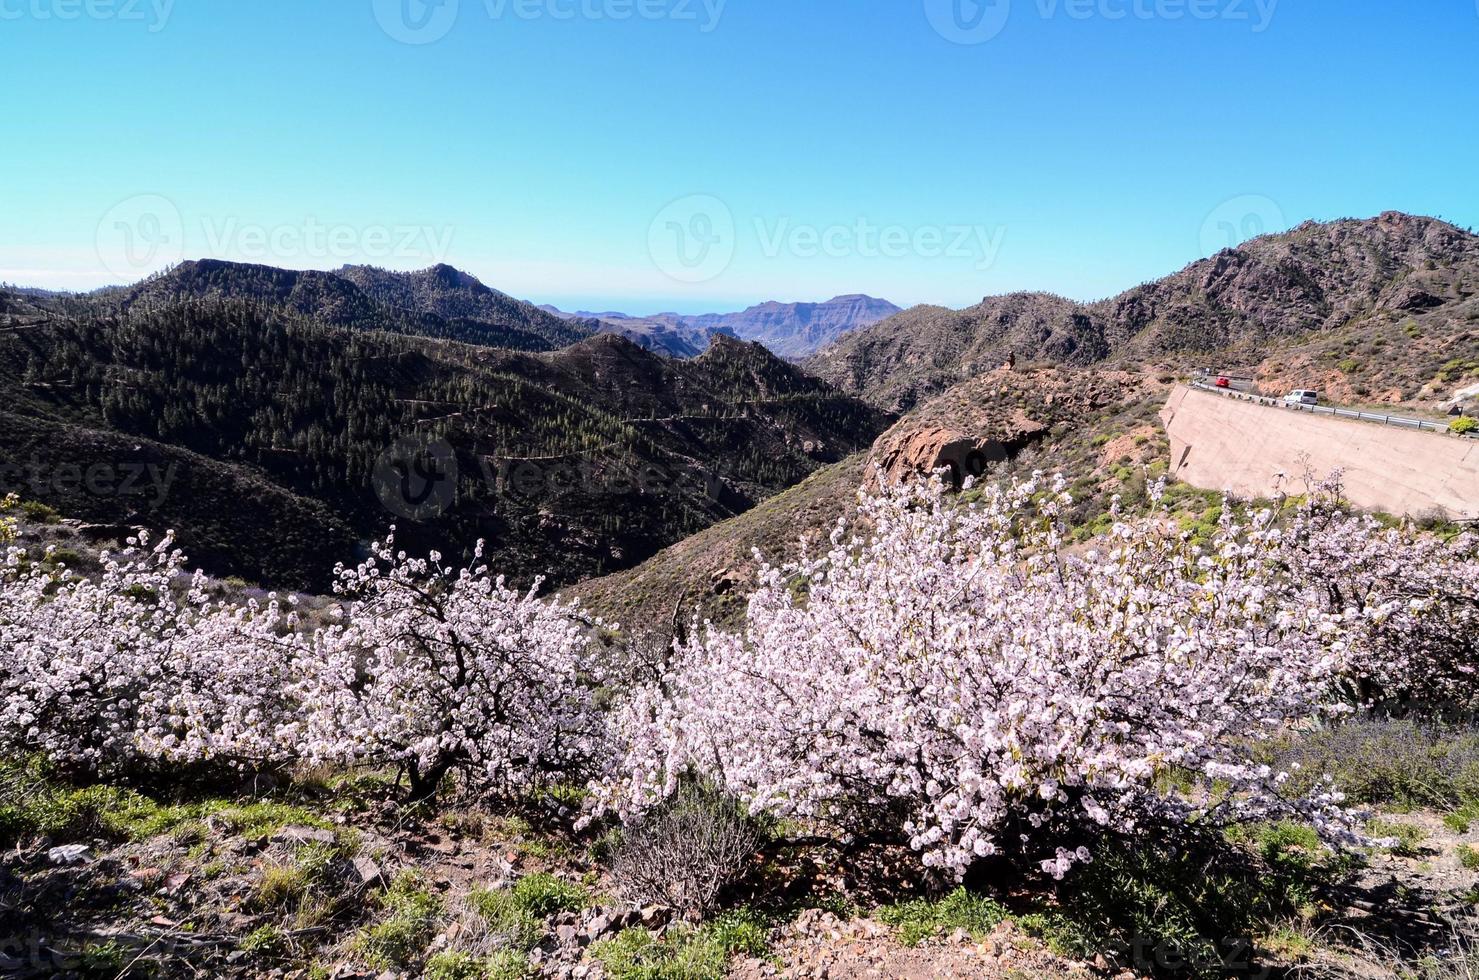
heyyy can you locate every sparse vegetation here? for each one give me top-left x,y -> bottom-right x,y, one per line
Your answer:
354,872 -> 444,971
877,888 -> 1008,946
590,910 -> 769,980
608,780 -> 767,918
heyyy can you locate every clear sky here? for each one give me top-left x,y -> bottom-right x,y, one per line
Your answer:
3,0 -> 1477,313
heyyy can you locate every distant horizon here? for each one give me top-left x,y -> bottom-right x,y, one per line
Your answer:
10,205 -> 1477,319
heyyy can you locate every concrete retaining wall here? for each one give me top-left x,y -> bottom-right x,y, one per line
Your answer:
1160,385 -> 1479,520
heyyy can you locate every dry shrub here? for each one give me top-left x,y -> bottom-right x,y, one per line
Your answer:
608,781 -> 766,919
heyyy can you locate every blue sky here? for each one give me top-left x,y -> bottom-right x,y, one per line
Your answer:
3,0 -> 1477,313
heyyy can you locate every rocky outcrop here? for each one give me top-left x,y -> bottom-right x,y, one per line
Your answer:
863,367 -> 1140,488
865,420 -> 1043,490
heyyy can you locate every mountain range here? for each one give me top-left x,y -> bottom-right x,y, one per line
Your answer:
579,212 -> 1479,628
3,212 -> 1475,610
0,262 -> 890,590
808,212 -> 1479,412
542,294 -> 901,359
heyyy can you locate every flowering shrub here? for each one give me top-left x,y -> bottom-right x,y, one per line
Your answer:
1283,488 -> 1478,709
592,474 -> 1407,879
297,537 -> 608,799
0,531 -> 605,797
1,473 -> 1471,845
0,532 -> 295,773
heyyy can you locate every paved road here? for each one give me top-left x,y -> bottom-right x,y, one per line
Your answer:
1188,382 -> 1475,438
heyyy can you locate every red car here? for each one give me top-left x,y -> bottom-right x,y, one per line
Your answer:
1215,376 -> 1231,388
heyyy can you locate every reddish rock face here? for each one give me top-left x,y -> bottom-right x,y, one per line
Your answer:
863,367 -> 1142,489
865,424 -> 1039,490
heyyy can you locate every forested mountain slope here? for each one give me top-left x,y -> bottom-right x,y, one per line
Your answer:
0,289 -> 889,590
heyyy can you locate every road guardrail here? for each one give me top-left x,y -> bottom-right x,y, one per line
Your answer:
1188,382 -> 1477,439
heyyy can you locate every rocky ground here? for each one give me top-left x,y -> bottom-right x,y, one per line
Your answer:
3,764 -> 1478,980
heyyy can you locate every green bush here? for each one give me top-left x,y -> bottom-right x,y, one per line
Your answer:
1037,827 -> 1348,977
591,911 -> 768,980
1262,717 -> 1479,811
1451,417 -> 1477,435
1367,819 -> 1429,857
0,757 -> 334,849
425,950 -> 530,980
467,890 -> 543,952
877,888 -> 1008,947
19,500 -> 61,524
1443,803 -> 1479,834
510,872 -> 588,917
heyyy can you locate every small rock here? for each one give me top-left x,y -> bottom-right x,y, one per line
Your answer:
47,844 -> 93,866
583,912 -> 615,941
271,826 -> 336,845
352,856 -> 385,887
556,924 -> 579,946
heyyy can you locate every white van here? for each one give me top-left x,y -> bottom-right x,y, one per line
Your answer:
1283,389 -> 1319,406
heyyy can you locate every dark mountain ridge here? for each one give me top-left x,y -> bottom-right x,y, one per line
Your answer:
0,282 -> 889,590
100,259 -> 592,352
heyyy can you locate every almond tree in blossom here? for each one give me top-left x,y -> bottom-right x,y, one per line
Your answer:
591,474 -> 1475,878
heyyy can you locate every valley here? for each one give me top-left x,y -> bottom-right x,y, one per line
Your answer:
3,212 -> 1479,980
